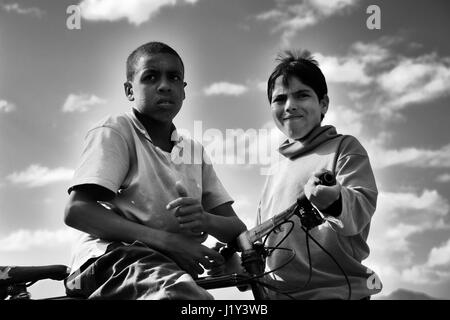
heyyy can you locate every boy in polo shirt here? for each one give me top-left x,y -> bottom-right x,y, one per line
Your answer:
63,42 -> 247,299
257,50 -> 382,299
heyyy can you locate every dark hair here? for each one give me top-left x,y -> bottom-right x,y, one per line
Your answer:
267,50 -> 327,103
126,41 -> 184,81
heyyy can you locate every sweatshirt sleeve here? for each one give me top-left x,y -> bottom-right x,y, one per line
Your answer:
334,136 -> 378,236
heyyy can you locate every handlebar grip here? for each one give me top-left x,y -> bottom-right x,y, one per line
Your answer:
319,171 -> 336,186
296,171 -> 336,231
0,265 -> 70,286
297,171 -> 335,204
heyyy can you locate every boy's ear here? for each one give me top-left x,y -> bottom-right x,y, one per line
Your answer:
182,81 -> 187,100
320,94 -> 329,116
124,81 -> 134,101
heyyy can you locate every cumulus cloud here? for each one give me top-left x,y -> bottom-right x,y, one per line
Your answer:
314,41 -> 393,87
256,0 -> 359,44
79,0 -> 198,25
255,9 -> 284,21
314,53 -> 373,85
350,41 -> 392,64
309,0 -> 358,15
367,142 -> 450,169
366,189 -> 449,282
0,3 -> 45,18
313,41 -> 392,87
401,239 -> 450,284
0,99 -> 16,113
377,190 -> 449,235
6,164 -> 74,187
376,54 -> 450,112
62,93 -> 105,113
379,190 -> 449,215
203,82 -> 248,96
313,42 -> 450,115
436,173 -> 450,183
0,229 -> 78,252
428,239 -> 450,267
323,104 -> 364,137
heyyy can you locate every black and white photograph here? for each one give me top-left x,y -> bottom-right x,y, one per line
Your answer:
1,0 -> 449,307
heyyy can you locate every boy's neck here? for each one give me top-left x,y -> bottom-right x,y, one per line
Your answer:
293,123 -> 322,143
133,109 -> 175,152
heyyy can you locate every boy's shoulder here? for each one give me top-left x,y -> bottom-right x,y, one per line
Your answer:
336,134 -> 368,157
87,113 -> 134,137
90,113 -> 131,130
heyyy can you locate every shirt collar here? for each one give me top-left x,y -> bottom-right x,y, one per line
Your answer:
126,109 -> 183,146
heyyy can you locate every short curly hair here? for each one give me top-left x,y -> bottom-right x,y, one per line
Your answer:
126,41 -> 184,82
267,50 -> 328,103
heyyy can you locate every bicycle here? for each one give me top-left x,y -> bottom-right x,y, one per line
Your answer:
1,171 -> 350,300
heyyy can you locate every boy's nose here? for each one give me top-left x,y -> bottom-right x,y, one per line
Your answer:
284,98 -> 297,113
157,78 -> 171,92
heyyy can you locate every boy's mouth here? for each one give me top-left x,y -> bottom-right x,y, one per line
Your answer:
283,115 -> 304,121
156,98 -> 175,105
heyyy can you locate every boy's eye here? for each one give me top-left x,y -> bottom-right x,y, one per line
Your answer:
143,74 -> 157,81
293,92 -> 309,99
272,96 -> 286,104
171,74 -> 182,82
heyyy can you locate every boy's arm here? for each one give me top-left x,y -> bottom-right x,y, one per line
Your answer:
64,185 -> 224,276
207,202 -> 247,243
306,137 -> 378,236
331,151 -> 378,236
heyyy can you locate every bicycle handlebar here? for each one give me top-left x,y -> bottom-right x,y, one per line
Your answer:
236,171 -> 336,251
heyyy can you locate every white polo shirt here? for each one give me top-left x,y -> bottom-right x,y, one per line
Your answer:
67,110 -> 233,271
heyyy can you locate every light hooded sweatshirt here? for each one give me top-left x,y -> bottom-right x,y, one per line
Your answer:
257,125 -> 382,299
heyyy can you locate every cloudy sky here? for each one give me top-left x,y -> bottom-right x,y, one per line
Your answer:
1,0 -> 449,300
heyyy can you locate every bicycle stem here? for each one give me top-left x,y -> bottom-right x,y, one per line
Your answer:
234,198 -> 304,300
237,198 -> 300,251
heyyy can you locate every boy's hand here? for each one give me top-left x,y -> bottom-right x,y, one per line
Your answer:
304,169 -> 341,211
166,181 -> 211,234
207,242 -> 244,276
165,233 -> 225,278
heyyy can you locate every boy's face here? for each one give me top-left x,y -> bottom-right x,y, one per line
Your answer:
124,53 -> 186,123
270,76 -> 328,140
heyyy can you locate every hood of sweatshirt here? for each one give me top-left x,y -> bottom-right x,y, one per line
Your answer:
278,125 -> 341,159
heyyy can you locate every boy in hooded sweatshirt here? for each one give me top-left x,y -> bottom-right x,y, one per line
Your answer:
257,50 -> 382,300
